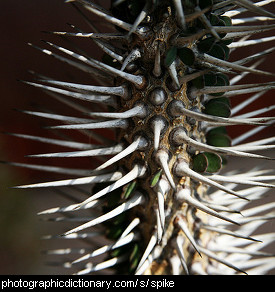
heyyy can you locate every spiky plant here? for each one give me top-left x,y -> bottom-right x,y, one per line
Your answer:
6,0 -> 275,275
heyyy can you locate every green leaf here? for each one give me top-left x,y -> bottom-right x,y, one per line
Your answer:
192,152 -> 222,173
220,16 -> 232,26
217,73 -> 229,86
204,72 -> 217,86
165,46 -> 178,67
210,13 -> 220,25
215,96 -> 231,106
130,243 -> 139,262
150,169 -> 162,188
178,47 -> 195,66
197,37 -> 215,53
206,133 -> 232,147
203,99 -> 231,117
192,75 -> 204,89
123,181 -> 137,199
204,152 -> 222,173
209,73 -> 230,96
219,43 -> 230,60
207,126 -> 227,135
192,153 -> 208,173
130,244 -> 140,271
208,44 -> 226,60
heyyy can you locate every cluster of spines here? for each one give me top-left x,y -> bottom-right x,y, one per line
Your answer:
3,0 -> 275,274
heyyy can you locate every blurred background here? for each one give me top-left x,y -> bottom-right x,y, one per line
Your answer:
0,0 -> 274,274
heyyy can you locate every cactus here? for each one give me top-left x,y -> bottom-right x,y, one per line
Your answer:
6,0 -> 275,274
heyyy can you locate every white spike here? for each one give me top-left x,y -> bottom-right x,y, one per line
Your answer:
44,41 -> 146,88
229,36 -> 275,48
206,174 -> 275,189
73,165 -> 147,209
28,42 -> 109,86
224,0 -> 274,18
155,150 -> 176,190
175,159 -> 249,201
153,42 -> 162,77
72,232 -> 138,264
19,109 -> 93,123
50,31 -> 126,40
88,104 -> 146,119
199,246 -> 247,274
28,144 -> 124,158
228,59 -> 265,86
118,218 -> 140,240
156,192 -> 165,234
195,82 -> 275,96
173,0 -> 186,29
245,261 -> 275,275
196,51 -> 275,77
6,132 -> 94,150
168,60 -> 180,89
63,192 -> 145,236
42,231 -> 102,240
233,213 -> 275,226
234,0 -> 275,18
41,79 -> 128,98
93,39 -> 124,63
232,16 -> 274,24
202,225 -> 261,242
208,244 -> 274,257
155,207 -> 163,244
185,6 -> 211,23
214,24 -> 275,34
44,248 -> 89,255
127,2 -> 150,37
38,199 -> 100,215
135,245 -> 163,275
196,7 -> 220,40
136,230 -> 158,271
173,128 -> 273,160
176,215 -> 202,257
50,118 -> 129,130
22,80 -> 116,105
190,262 -> 207,275
175,235 -> 190,274
242,202 -> 275,217
14,171 -> 123,189
155,176 -> 170,238
170,254 -> 182,275
152,118 -> 166,151
77,0 -> 147,37
169,101 -> 271,126
233,48 -> 275,67
95,136 -> 148,171
76,255 -> 128,275
121,48 -> 141,71
226,144 -> 275,152
176,189 -> 240,225
202,200 -> 241,214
